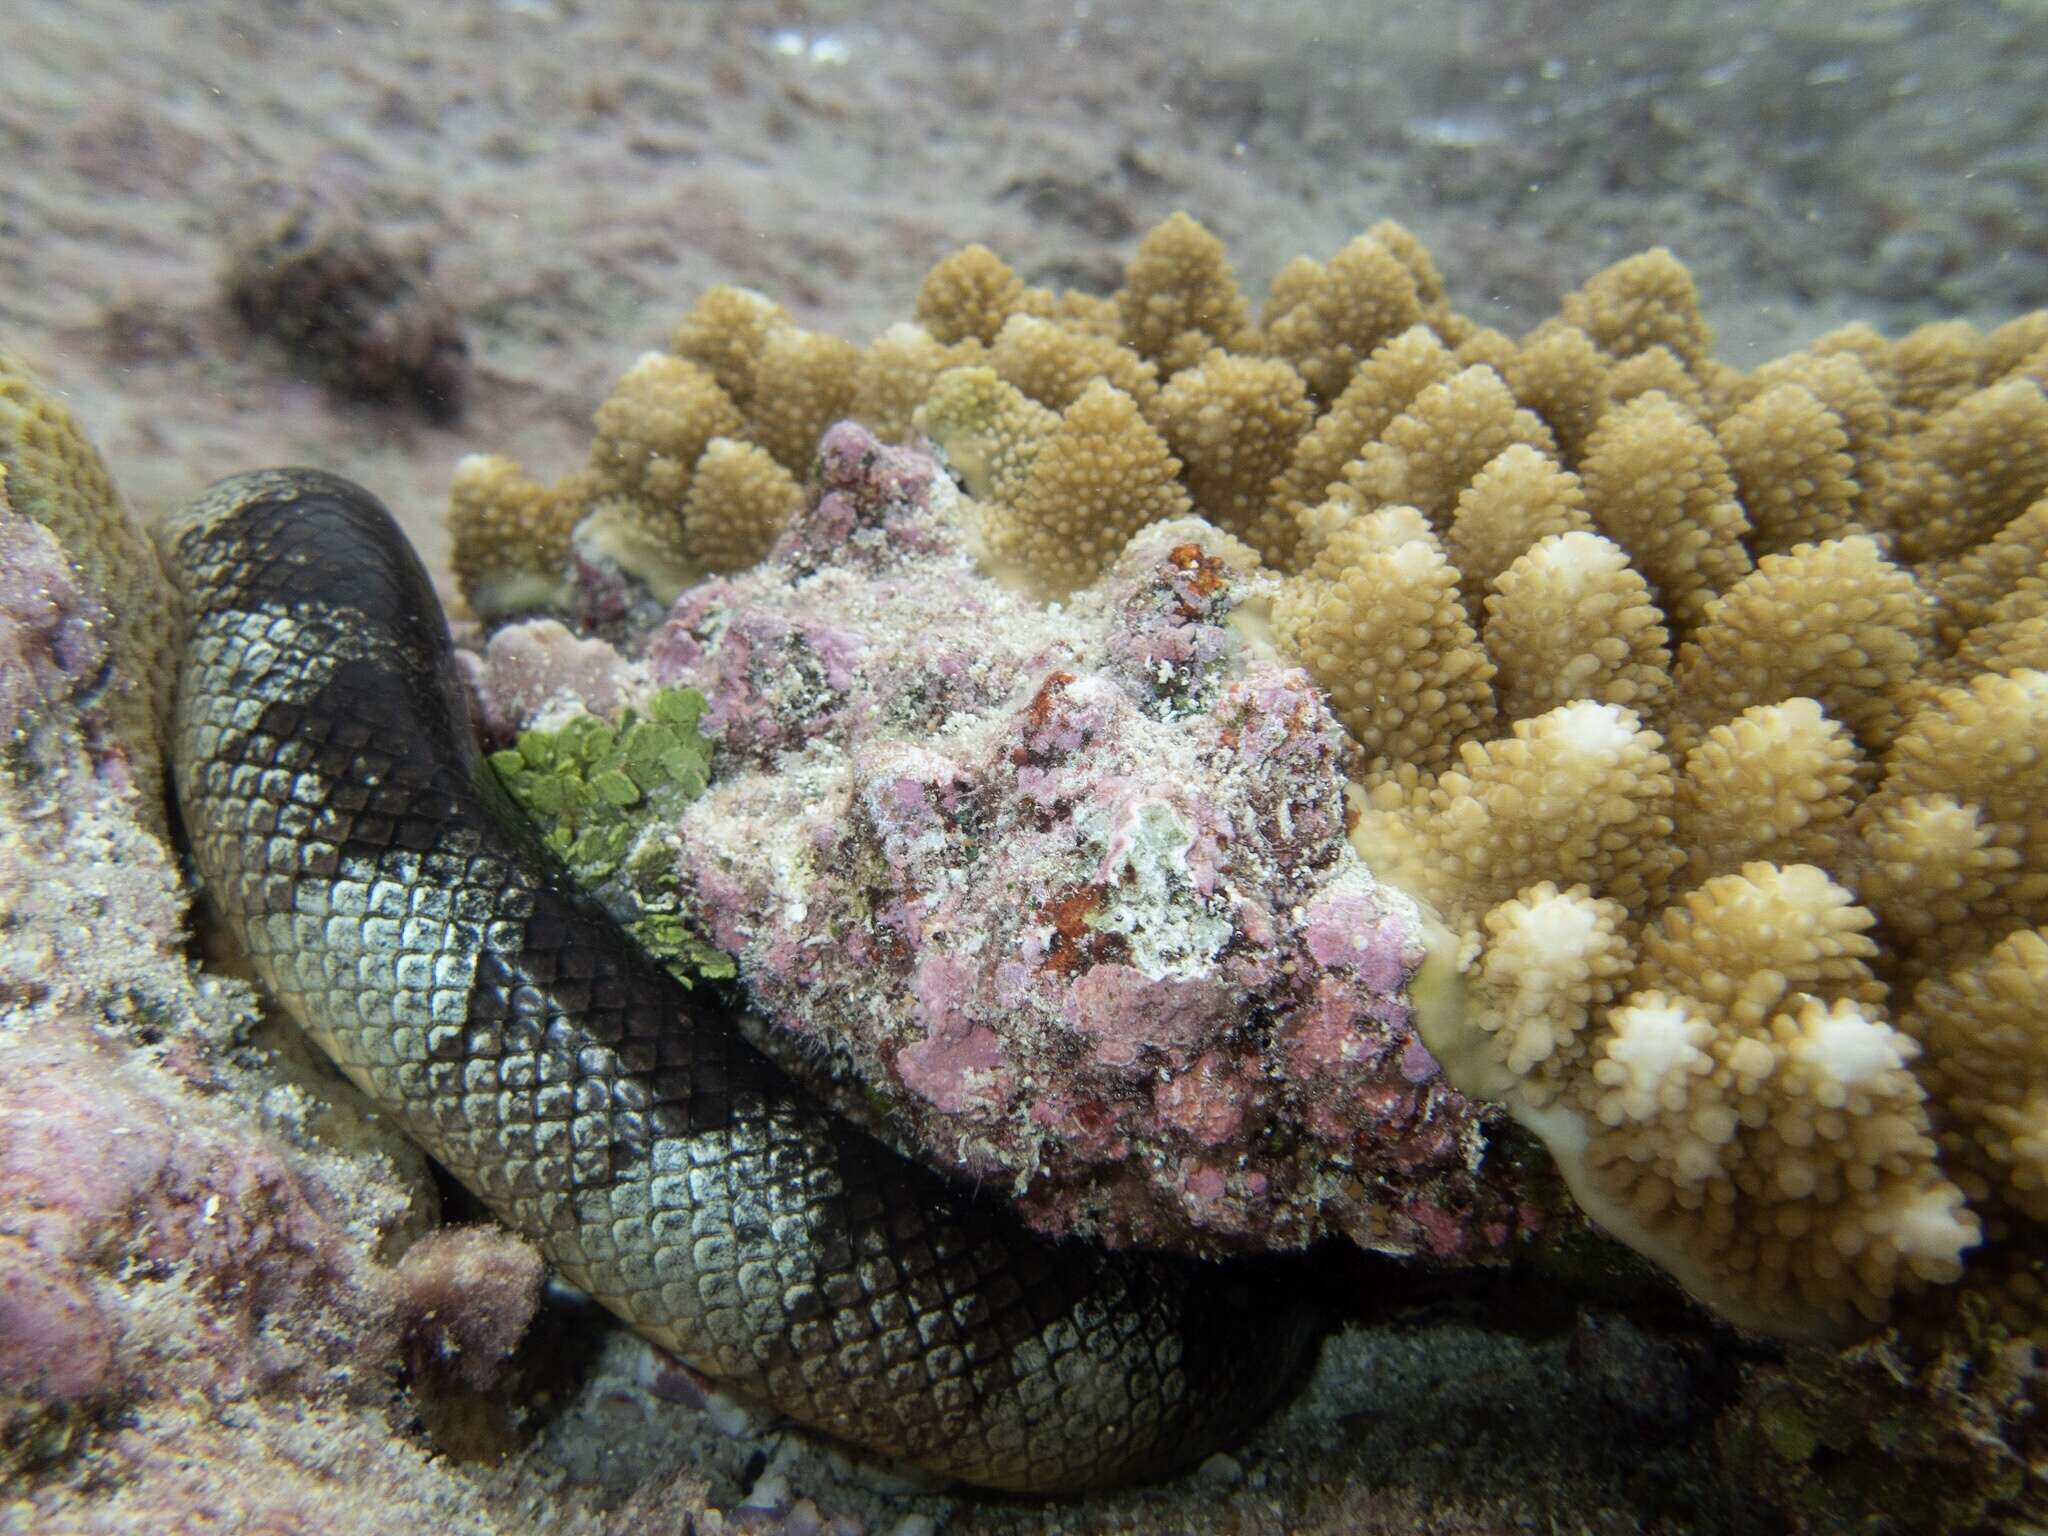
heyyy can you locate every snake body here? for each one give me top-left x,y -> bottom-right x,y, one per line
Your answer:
161,468 -> 1319,1494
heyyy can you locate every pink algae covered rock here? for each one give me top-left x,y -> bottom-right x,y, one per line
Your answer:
391,1226 -> 545,1393
0,700 -> 423,1433
0,510 -> 113,752
606,423 -> 1533,1259
10,409 -> 886,1532
0,1023 -> 378,1409
0,606 -> 563,1530
457,618 -> 639,741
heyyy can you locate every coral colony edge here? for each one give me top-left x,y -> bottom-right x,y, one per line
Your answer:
2,211 -> 2046,1523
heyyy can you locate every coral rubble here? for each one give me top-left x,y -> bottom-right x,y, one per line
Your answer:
1716,1315 -> 2046,1536
223,196 -> 471,423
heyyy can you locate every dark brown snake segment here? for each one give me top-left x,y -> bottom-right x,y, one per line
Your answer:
160,468 -> 1319,1494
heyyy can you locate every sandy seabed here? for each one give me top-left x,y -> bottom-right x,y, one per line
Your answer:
5,0 -> 2043,563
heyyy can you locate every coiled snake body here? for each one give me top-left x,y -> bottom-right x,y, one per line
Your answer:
161,469 -> 1318,1494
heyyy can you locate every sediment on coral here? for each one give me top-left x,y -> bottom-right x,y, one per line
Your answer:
449,213 -> 2047,1348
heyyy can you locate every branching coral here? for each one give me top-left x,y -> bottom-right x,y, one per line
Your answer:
448,454 -> 587,616
1576,389 -> 1753,630
1338,365 -> 1558,534
448,322 -> 846,617
1670,698 -> 1863,884
444,213 -> 2048,1348
1274,508 -> 1496,774
681,438 -> 804,575
1116,212 -> 1260,375
910,364 -> 1060,504
1148,349 -> 1314,565
991,313 -> 1161,414
1906,930 -> 2048,1228
914,242 -> 1037,347
985,379 -> 1189,598
1272,324 -> 1457,541
1482,530 -> 1671,721
1263,225 -> 1433,402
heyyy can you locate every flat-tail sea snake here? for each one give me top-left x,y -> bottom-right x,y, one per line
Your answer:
161,467 -> 1320,1494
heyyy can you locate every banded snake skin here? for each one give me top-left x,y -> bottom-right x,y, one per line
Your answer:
160,468 -> 1321,1494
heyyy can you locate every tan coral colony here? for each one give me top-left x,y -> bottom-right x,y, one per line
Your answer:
449,213 -> 2048,1342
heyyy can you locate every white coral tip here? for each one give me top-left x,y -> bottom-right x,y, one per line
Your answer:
1872,1183 -> 1979,1270
1599,998 -> 1710,1121
1545,698 -> 1641,755
1788,1003 -> 1907,1090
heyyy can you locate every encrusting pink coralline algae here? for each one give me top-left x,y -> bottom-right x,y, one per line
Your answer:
1,487 -> 866,1533
470,424 -> 1538,1260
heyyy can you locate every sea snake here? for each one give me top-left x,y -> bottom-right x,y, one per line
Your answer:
159,467 -> 1321,1494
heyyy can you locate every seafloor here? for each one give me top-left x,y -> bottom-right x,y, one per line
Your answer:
3,2 -> 2046,1533
6,0 -> 2044,566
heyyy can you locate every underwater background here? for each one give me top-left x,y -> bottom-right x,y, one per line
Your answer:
4,2 -> 2048,1532
7,1 -> 2043,572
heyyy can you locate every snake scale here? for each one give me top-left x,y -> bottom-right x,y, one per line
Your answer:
159,468 -> 1320,1494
